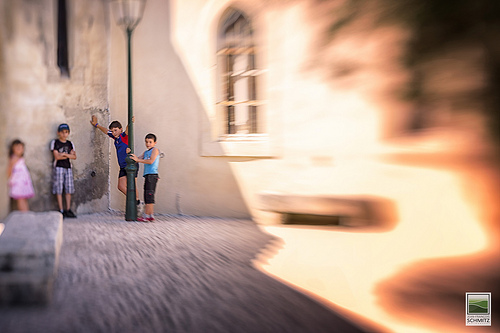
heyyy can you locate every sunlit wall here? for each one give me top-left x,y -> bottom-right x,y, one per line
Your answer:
163,1 -> 497,331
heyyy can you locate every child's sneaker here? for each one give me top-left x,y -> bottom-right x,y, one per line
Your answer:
65,210 -> 77,218
137,201 -> 145,216
147,216 -> 155,222
136,216 -> 149,222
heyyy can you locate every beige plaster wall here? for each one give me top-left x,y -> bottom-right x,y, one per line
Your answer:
108,0 -> 249,217
0,29 -> 7,218
105,0 -> 490,225
0,0 -> 110,218
166,0 -> 395,221
163,0 -> 490,223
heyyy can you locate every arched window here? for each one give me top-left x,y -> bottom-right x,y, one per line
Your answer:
217,8 -> 262,136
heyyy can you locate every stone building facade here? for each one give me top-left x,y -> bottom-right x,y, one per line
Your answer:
0,0 -> 493,227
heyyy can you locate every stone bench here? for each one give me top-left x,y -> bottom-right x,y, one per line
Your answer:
0,211 -> 63,305
258,192 -> 397,228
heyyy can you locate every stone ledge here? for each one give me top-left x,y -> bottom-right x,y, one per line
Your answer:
0,211 -> 63,305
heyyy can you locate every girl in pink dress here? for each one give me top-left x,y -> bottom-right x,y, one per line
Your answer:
7,140 -> 35,211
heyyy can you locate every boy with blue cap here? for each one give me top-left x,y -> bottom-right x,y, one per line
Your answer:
51,123 -> 77,218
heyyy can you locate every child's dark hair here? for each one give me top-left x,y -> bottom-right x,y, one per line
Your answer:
145,133 -> 157,142
109,121 -> 122,130
9,139 -> 24,157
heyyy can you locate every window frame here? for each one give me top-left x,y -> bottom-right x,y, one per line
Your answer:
201,6 -> 273,157
216,9 -> 265,139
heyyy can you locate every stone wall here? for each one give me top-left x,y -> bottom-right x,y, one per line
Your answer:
0,0 -> 110,218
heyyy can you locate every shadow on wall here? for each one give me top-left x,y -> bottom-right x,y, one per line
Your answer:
25,108 -> 110,214
24,146 -> 55,213
71,108 -> 110,213
129,0 -> 250,218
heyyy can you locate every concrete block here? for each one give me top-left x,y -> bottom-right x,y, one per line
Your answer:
0,211 -> 63,305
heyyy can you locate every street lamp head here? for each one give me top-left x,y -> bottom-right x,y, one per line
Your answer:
111,0 -> 146,31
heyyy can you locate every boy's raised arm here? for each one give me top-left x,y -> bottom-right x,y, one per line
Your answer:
90,115 -> 108,134
125,116 -> 135,136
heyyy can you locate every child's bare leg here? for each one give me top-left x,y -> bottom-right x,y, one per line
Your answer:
119,176 -> 139,201
17,199 -> 29,211
118,176 -> 127,195
65,193 -> 72,210
56,194 -> 64,211
135,178 -> 139,201
145,204 -> 154,215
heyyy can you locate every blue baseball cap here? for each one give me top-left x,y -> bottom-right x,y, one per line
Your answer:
58,123 -> 70,132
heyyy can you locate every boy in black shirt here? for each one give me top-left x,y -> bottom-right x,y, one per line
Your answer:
51,123 -> 77,218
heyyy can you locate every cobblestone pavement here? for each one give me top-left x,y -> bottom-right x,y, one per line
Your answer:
0,212 -> 366,333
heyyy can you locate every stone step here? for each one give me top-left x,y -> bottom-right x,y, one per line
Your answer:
0,211 -> 63,305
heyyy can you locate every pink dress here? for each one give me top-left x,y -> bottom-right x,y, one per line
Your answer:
8,157 -> 35,199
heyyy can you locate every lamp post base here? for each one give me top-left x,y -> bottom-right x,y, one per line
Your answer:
125,159 -> 138,221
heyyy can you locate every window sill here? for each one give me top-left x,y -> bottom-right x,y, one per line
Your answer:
201,134 -> 274,157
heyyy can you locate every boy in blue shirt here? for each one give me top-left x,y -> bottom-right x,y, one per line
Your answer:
90,115 -> 140,206
130,133 -> 160,222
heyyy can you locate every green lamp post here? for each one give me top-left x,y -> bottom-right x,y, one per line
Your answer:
111,0 -> 146,221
